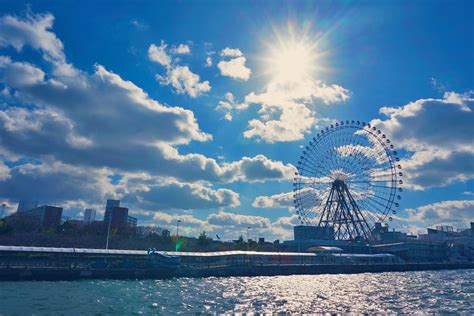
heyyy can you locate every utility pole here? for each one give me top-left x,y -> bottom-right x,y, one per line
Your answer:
105,211 -> 112,250
175,220 -> 181,252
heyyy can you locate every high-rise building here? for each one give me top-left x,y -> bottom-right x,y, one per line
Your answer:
108,206 -> 129,228
103,200 -> 138,229
83,209 -> 96,223
10,205 -> 63,228
103,199 -> 120,223
17,200 -> 38,213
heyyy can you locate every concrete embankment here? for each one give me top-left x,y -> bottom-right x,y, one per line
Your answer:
178,262 -> 474,278
1,262 -> 474,281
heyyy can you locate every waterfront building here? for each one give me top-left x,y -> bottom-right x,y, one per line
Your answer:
372,223 -> 414,243
16,200 -> 38,213
294,225 -> 335,241
419,225 -> 474,242
435,225 -> 454,233
283,238 -> 353,251
103,199 -> 120,223
84,209 -> 96,223
109,206 -> 129,228
372,242 -> 448,262
33,206 -> 63,227
417,224 -> 474,261
9,205 -> 63,228
103,200 -> 137,230
0,245 -> 406,281
126,215 -> 137,228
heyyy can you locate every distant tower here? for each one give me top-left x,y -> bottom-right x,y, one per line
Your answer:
84,208 -> 96,223
103,199 -> 120,222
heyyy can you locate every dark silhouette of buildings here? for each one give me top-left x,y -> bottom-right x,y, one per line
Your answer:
294,225 -> 335,241
16,200 -> 38,213
83,208 -> 96,223
7,205 -> 63,228
104,199 -> 120,223
103,199 -> 137,229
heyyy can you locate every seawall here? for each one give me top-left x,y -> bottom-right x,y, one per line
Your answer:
1,262 -> 474,281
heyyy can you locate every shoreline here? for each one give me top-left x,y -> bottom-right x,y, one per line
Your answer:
2,262 -> 474,281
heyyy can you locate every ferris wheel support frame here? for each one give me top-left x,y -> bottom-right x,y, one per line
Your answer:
318,179 -> 373,241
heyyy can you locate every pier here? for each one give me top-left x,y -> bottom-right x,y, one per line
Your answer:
1,246 -> 473,281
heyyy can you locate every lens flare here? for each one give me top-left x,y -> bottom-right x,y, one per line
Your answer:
261,23 -> 328,84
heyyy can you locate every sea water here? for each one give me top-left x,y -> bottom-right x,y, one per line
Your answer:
0,270 -> 472,314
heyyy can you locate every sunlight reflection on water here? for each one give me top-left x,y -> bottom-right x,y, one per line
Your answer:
1,270 -> 473,314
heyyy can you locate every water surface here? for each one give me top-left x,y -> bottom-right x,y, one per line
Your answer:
1,270 -> 473,314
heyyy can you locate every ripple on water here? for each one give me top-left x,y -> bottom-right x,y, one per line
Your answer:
0,270 -> 473,314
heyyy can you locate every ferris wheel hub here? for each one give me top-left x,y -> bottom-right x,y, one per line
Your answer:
332,179 -> 345,189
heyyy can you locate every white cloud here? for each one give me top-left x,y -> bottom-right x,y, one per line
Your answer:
221,154 -> 296,183
0,12 -> 294,186
0,12 -> 65,63
241,76 -> 349,143
208,211 -> 271,228
219,213 -> 298,240
151,211 -> 212,237
171,43 -> 190,55
119,176 -> 240,211
243,101 -> 315,143
252,191 -> 294,209
0,56 -> 45,86
405,200 -> 474,228
430,77 -> 448,93
223,113 -> 232,121
130,19 -> 148,30
205,56 -> 212,67
157,65 -> 211,98
273,214 -> 300,230
215,92 -> 248,120
148,41 -> 171,67
0,107 -> 293,183
0,161 -> 10,181
149,40 -> 211,97
372,91 -> 474,190
0,11 -> 303,227
0,160 -> 112,205
146,210 -> 299,241
217,56 -> 251,80
220,47 -> 243,57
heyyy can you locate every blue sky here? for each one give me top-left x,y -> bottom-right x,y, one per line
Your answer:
0,1 -> 472,240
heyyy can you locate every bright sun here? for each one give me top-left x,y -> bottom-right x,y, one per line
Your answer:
263,25 -> 324,84
270,40 -> 315,83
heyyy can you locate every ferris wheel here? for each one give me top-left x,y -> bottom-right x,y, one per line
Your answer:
293,120 -> 403,241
